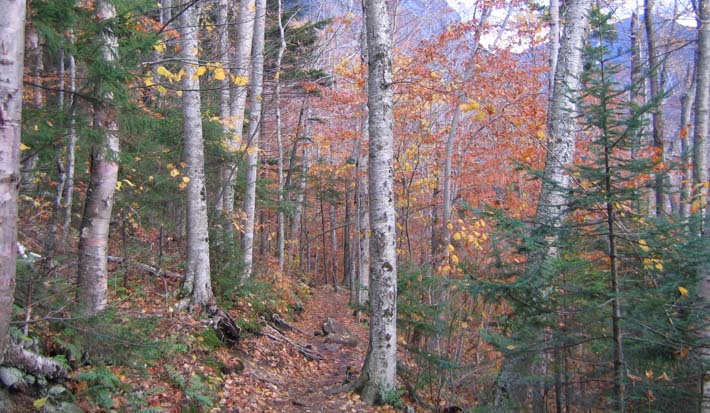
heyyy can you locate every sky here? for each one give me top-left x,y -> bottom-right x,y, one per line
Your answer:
446,0 -> 696,26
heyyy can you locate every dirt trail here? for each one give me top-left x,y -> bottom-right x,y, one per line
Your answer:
225,287 -> 391,413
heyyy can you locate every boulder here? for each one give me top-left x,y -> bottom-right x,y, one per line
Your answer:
0,367 -> 25,389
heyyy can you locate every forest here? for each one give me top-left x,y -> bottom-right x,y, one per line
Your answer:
0,0 -> 708,411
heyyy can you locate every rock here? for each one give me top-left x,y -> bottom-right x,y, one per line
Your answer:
48,385 -> 66,397
0,367 -> 25,389
42,401 -> 85,413
324,334 -> 358,347
0,387 -> 15,410
321,318 -> 348,336
24,374 -> 36,386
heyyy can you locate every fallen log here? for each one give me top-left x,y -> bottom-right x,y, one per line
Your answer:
107,256 -> 183,279
3,343 -> 67,380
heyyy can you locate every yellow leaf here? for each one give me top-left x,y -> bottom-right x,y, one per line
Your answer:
679,347 -> 690,358
156,85 -> 167,95
655,261 -> 663,271
232,75 -> 249,86
181,176 -> 190,183
645,370 -> 654,379
34,397 -> 48,408
536,130 -> 546,140
123,179 -> 135,187
156,65 -> 173,79
213,67 -> 226,81
115,181 -> 123,191
176,90 -> 183,97
638,239 -> 650,252
192,66 -> 207,80
678,286 -> 689,297
143,77 -> 155,87
460,100 -> 480,113
19,142 -> 31,151
153,42 -> 166,53
246,146 -> 259,155
170,169 -> 180,177
175,68 -> 186,81
447,244 -> 455,252
453,232 -> 461,241
451,254 -> 459,265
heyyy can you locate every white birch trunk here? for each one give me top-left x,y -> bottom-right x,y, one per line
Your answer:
61,43 -> 76,244
0,0 -> 26,362
215,0 -> 229,215
241,0 -> 266,278
275,0 -> 286,273
222,0 -> 256,218
358,0 -> 397,403
693,1 -> 710,411
496,0 -> 590,408
179,0 -> 213,306
76,0 -> 120,316
357,7 -> 370,307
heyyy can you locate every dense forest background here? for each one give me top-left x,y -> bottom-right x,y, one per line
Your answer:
0,0 -> 708,412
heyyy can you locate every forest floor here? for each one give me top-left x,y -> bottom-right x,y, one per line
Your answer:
55,277 -> 415,413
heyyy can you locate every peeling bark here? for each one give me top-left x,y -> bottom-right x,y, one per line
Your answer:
76,0 -> 120,316
0,0 -> 26,363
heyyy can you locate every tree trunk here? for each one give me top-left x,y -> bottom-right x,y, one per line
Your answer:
275,0 -> 286,274
0,0 -> 26,363
679,70 -> 695,221
241,0 -> 266,278
215,0 -> 230,216
693,1 -> 710,411
356,2 -> 370,307
357,0 -> 397,404
644,0 -> 668,215
61,41 -> 76,244
179,0 -> 213,306
496,0 -> 591,409
222,0 -> 256,220
76,0 -> 120,316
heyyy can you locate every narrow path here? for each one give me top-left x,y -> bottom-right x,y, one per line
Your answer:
225,287 -> 394,413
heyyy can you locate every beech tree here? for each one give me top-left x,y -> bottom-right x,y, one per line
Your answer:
355,0 -> 397,404
179,0 -> 213,306
0,0 -> 26,361
76,0 -> 121,316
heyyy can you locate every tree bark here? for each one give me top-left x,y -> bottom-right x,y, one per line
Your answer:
496,0 -> 591,409
693,1 -> 710,411
179,0 -> 213,306
61,40 -> 76,244
644,0 -> 668,215
275,0 -> 286,273
0,0 -> 26,363
76,0 -> 120,316
241,0 -> 266,278
357,0 -> 397,404
215,0 -> 230,216
356,1 -> 370,307
222,0 -> 256,220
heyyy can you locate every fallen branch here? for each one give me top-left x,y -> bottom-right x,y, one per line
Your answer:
4,343 -> 67,379
107,256 -> 183,279
271,313 -> 307,336
260,324 -> 323,361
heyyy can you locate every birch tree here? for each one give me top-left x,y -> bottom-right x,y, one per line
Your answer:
179,0 -> 213,306
495,0 -> 591,408
221,0 -> 255,222
356,2 -> 370,306
241,0 -> 266,278
693,0 -> 710,410
356,0 -> 397,403
76,0 -> 121,316
0,0 -> 26,361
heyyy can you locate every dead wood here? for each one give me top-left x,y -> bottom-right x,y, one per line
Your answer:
206,303 -> 241,346
271,313 -> 307,336
260,324 -> 323,361
107,256 -> 183,279
3,343 -> 67,380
